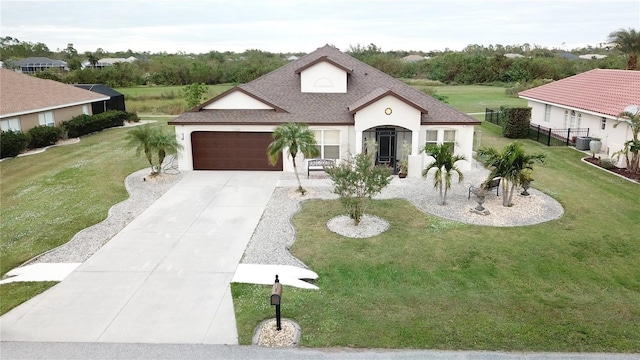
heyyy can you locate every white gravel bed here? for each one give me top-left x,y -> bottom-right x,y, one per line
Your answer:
26,165 -> 563,271
326,214 -> 389,238
28,169 -> 183,264
241,168 -> 564,268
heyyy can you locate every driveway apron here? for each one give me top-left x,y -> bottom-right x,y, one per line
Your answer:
0,171 -> 281,344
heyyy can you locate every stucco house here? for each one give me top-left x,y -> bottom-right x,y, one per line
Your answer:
169,45 -> 480,177
0,69 -> 109,133
519,69 -> 640,163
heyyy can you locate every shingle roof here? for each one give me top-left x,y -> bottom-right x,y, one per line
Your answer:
170,45 -> 479,126
519,69 -> 640,117
0,69 -> 109,117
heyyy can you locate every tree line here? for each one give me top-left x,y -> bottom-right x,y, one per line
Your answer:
1,28 -> 636,88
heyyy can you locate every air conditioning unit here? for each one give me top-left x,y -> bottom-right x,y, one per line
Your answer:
576,137 -> 592,151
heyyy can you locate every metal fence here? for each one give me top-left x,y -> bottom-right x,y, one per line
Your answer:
485,108 -> 501,126
528,124 -> 590,146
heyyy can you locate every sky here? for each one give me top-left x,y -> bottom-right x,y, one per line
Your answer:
1,0 -> 639,54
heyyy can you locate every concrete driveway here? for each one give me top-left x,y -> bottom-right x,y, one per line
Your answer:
0,171 -> 281,344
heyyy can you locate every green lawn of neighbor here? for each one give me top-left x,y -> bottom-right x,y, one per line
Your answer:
116,85 -> 234,114
231,122 -> 640,352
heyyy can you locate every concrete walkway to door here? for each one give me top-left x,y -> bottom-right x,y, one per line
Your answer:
0,171 -> 281,344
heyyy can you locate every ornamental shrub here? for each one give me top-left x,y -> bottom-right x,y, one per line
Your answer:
0,130 -> 29,158
62,110 -> 129,138
27,126 -> 62,149
501,107 -> 532,139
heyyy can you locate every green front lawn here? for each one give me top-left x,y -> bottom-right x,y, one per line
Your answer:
232,122 -> 640,351
0,121 -> 171,279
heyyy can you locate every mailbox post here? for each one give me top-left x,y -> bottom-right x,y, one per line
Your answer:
270,275 -> 283,331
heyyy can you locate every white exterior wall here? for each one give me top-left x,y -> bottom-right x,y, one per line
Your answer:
203,91 -> 273,110
527,99 -> 632,164
173,124 -> 351,173
300,62 -> 347,93
353,95 -> 422,156
419,125 -> 475,172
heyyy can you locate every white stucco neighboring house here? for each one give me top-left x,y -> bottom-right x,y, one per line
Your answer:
519,69 -> 640,166
169,45 -> 480,177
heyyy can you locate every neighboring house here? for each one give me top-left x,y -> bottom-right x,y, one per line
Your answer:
18,57 -> 68,73
519,69 -> 640,164
504,53 -> 525,59
0,69 -> 109,133
557,52 -> 579,60
169,45 -> 480,176
81,57 -> 137,69
73,84 -> 126,113
401,54 -> 427,62
578,54 -> 607,60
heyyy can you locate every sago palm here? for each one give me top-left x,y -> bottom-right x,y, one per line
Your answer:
421,143 -> 465,205
267,123 -> 319,195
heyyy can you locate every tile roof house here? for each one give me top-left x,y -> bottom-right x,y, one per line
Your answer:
0,69 -> 109,133
169,45 -> 480,176
519,69 -> 640,164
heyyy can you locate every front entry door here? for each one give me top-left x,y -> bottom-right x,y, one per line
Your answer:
376,129 -> 396,172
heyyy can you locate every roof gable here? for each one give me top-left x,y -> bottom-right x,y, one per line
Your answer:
170,45 -> 478,126
197,87 -> 286,112
348,88 -> 429,114
0,69 -> 109,118
519,69 -> 640,117
294,55 -> 353,74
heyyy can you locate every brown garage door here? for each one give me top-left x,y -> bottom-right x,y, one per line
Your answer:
191,132 -> 282,171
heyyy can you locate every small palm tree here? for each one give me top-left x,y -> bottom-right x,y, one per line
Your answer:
478,142 -> 545,207
613,105 -> 640,173
267,123 -> 319,195
421,143 -> 465,205
608,28 -> 640,70
125,125 -> 155,173
150,131 -> 183,174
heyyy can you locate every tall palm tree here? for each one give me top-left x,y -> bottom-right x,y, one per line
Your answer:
267,123 -> 319,195
613,104 -> 640,173
421,143 -> 465,205
125,125 -> 156,173
608,28 -> 640,70
150,131 -> 183,174
478,142 -> 545,207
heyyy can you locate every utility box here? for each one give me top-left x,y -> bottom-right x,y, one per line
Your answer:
576,137 -> 592,151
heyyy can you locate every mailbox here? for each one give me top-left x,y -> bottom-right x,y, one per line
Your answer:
270,275 -> 283,331
271,282 -> 282,305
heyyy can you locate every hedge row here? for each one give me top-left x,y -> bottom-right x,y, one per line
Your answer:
1,111 -> 138,159
62,110 -> 134,138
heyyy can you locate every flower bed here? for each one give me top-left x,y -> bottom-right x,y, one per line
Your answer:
583,157 -> 640,182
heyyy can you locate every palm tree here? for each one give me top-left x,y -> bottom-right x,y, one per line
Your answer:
421,143 -> 465,205
267,123 -> 319,195
477,142 -> 546,207
608,28 -> 640,70
613,104 -> 640,173
125,125 -> 156,173
150,131 -> 183,174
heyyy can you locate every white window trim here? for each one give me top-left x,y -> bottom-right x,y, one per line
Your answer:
1,118 -> 21,132
313,130 -> 340,159
38,111 -> 55,127
544,104 -> 551,123
425,129 -> 456,153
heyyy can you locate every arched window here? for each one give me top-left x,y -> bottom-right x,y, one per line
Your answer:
570,110 -> 576,128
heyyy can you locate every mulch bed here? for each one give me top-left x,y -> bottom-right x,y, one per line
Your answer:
583,157 -> 640,182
